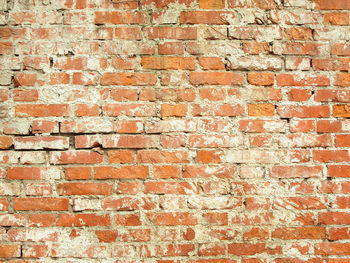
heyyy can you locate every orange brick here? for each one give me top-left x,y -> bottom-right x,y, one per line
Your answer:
248,72 -> 274,86
199,0 -> 224,8
0,136 -> 13,149
161,104 -> 187,117
248,104 -> 275,116
333,104 -> 350,117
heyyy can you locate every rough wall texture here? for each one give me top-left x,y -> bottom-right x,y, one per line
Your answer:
1,0 -> 350,261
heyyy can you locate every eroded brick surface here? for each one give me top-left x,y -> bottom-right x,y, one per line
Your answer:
1,0 -> 350,261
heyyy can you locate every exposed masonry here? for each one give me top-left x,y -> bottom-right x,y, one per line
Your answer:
0,0 -> 350,261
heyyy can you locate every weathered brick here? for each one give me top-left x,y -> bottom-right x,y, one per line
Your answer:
180,11 -> 236,25
14,136 -> 69,150
100,73 -> 157,86
1,1 -> 349,261
141,56 -> 195,70
49,151 -> 103,164
94,166 -> 149,179
15,104 -> 69,117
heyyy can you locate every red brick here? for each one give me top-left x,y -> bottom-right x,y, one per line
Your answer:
13,198 -> 69,211
203,212 -> 228,225
15,104 -> 69,117
0,136 -> 13,149
228,0 -> 277,8
158,42 -> 184,55
115,213 -> 141,226
243,41 -> 270,54
271,166 -> 322,178
75,104 -> 99,116
57,183 -> 112,195
141,0 -> 194,8
199,243 -> 225,256
198,57 -> 225,70
108,150 -> 134,163
7,167 -> 60,180
332,43 -> 350,56
248,104 -> 275,116
115,120 -> 144,133
288,89 -> 311,101
145,181 -> 197,195
25,182 -> 53,196
73,72 -> 99,86
117,181 -> 142,194
183,165 -> 235,178
334,197 -> 350,209
100,73 -> 157,86
95,230 -> 118,242
147,212 -> 198,226
277,74 -> 330,86
57,214 -> 111,226
147,27 -> 197,40
142,56 -> 195,70
94,11 -> 147,24
285,27 -> 313,40
313,0 -> 350,10
312,58 -> 350,71
243,227 -> 269,240
325,13 -> 350,25
336,135 -> 350,147
0,42 -> 12,54
199,0 -> 224,8
102,197 -> 143,210
65,167 -> 92,180
94,166 -> 149,179
31,120 -> 58,134
14,73 -> 44,86
335,73 -> 350,87
317,120 -> 342,133
13,89 -> 39,101
315,243 -> 350,255
22,244 -> 49,258
115,27 -> 142,40
278,105 -> 330,118
49,151 -> 103,164
315,90 -> 350,102
276,43 -> 325,56
137,150 -> 189,163
180,11 -> 236,24
53,57 -> 86,70
314,150 -> 350,163
14,136 -> 69,150
0,245 -> 21,258
189,260 -> 236,263
229,243 -> 273,256
49,73 -> 70,85
4,1 -> 350,261
248,72 -> 274,86
328,165 -> 350,178
161,104 -> 187,117
190,72 -> 244,85
272,227 -> 326,239
0,89 -> 8,102
111,57 -> 138,70
333,104 -> 350,117
199,88 -> 225,101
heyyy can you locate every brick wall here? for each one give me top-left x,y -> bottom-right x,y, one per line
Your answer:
1,0 -> 350,261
